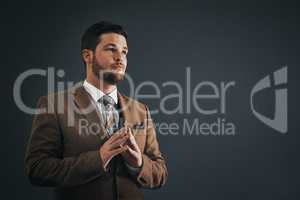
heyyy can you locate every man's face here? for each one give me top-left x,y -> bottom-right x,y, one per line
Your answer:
92,33 -> 128,85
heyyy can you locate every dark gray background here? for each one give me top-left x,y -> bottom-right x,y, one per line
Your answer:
2,0 -> 300,199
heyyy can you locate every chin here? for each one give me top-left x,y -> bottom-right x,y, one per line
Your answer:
113,68 -> 125,74
103,72 -> 124,85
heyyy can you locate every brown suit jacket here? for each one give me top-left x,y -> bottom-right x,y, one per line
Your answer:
25,82 -> 168,200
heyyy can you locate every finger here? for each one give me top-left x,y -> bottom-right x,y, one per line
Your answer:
127,146 -> 137,156
124,145 -> 137,156
127,128 -> 139,151
110,145 -> 128,157
108,128 -> 127,144
128,128 -> 137,141
110,135 -> 129,149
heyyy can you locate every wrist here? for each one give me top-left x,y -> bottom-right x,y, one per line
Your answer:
99,150 -> 109,171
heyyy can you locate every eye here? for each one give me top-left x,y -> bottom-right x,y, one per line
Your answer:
106,47 -> 116,52
122,50 -> 128,55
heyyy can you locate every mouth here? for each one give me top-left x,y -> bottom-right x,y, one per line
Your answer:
111,64 -> 124,71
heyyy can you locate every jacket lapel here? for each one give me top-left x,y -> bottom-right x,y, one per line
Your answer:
118,92 -> 138,129
118,92 -> 147,141
72,82 -> 108,140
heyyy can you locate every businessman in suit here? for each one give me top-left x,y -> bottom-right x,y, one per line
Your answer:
25,21 -> 168,200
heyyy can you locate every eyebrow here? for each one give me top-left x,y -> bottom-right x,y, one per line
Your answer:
104,43 -> 128,50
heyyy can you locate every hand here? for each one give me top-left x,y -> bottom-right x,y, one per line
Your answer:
121,127 -> 143,168
99,127 -> 129,170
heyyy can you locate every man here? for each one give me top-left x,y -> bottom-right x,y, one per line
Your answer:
25,21 -> 168,200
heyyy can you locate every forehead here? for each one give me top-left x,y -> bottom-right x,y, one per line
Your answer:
98,33 -> 128,48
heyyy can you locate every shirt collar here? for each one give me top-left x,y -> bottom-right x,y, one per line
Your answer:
83,80 -> 118,104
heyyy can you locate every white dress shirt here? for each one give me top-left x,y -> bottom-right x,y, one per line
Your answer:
83,80 -> 118,106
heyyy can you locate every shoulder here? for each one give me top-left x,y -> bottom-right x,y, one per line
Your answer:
36,82 -> 83,108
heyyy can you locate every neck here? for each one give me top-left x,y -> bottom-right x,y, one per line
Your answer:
86,72 -> 116,94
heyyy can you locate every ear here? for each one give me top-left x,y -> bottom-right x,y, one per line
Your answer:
81,49 -> 93,65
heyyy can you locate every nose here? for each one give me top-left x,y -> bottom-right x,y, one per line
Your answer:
113,51 -> 122,62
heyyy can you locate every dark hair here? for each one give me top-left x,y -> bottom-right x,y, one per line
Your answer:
81,21 -> 128,52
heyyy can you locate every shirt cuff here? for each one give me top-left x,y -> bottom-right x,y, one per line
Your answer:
125,161 -> 143,176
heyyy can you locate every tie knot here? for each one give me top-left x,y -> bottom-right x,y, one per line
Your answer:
100,95 -> 115,106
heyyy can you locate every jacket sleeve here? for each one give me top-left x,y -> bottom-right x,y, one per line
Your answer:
135,105 -> 168,189
24,96 -> 106,188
